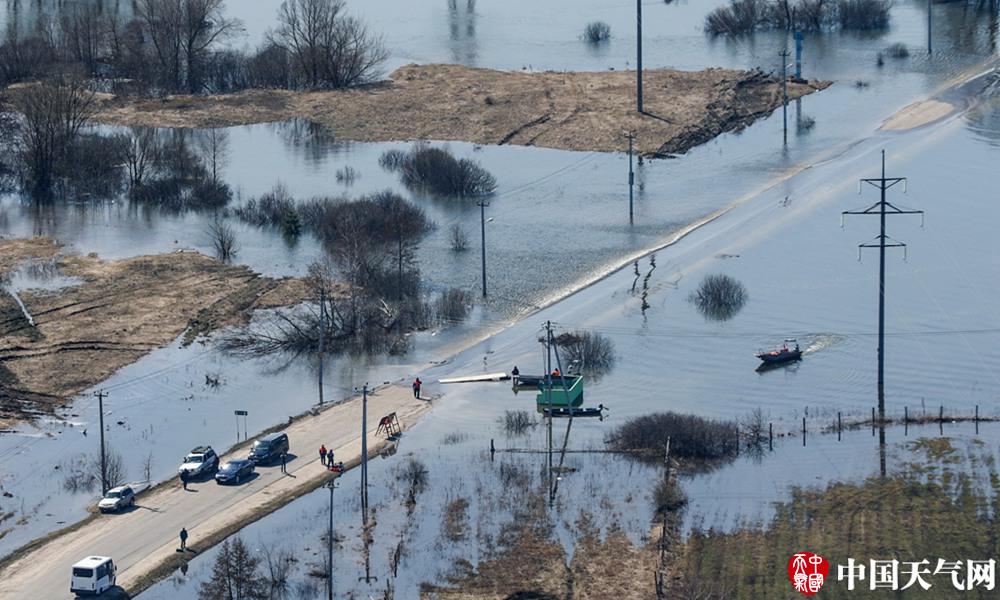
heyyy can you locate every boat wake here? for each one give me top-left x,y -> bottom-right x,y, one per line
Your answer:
803,333 -> 847,355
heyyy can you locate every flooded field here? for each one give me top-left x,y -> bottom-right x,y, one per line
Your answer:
125,75 -> 1000,596
1,0 -> 999,595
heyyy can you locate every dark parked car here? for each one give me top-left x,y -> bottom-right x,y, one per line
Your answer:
248,432 -> 289,465
214,459 -> 255,484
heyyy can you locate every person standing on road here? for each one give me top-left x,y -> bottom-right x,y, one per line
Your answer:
511,366 -> 520,386
280,451 -> 287,474
180,469 -> 188,491
179,527 -> 188,552
412,378 -> 422,399
319,444 -> 327,466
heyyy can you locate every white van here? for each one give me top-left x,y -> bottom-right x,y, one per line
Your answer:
70,555 -> 116,596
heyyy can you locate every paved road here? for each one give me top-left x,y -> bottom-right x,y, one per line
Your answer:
0,384 -> 428,599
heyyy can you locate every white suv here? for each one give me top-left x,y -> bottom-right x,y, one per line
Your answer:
178,446 -> 220,478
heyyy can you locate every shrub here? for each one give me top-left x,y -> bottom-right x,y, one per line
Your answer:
499,410 -> 537,436
583,21 -> 611,43
607,412 -> 739,463
449,224 -> 469,252
553,330 -> 616,376
705,0 -> 766,35
378,148 -> 408,171
836,0 -> 891,30
688,273 -> 747,322
435,288 -> 472,323
885,42 -> 909,59
653,477 -> 688,516
396,145 -> 497,197
335,165 -> 358,184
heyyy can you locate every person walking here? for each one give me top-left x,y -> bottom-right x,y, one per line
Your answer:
180,469 -> 189,491
412,377 -> 422,399
179,527 -> 188,552
319,444 -> 328,467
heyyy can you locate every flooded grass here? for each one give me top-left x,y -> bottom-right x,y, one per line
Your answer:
671,438 -> 1000,598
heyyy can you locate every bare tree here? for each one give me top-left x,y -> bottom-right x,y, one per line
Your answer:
197,127 -> 230,184
199,537 -> 268,600
117,127 -> 160,190
12,77 -> 97,194
58,3 -> 108,75
271,0 -> 387,89
135,0 -> 241,93
93,448 -> 127,490
207,214 -> 239,261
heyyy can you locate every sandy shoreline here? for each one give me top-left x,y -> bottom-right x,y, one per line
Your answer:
93,63 -> 830,157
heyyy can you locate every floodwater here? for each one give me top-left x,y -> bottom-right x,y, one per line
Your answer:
0,0 -> 998,592
137,76 -> 1000,596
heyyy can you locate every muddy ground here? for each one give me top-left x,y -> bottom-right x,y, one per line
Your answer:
94,64 -> 829,158
0,237 -> 311,427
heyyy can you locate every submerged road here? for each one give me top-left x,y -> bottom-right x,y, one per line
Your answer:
0,384 -> 428,598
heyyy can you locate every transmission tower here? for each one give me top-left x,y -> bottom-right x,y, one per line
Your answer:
842,150 -> 924,424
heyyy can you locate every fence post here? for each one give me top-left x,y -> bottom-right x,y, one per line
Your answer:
975,405 -> 979,435
490,438 -> 495,462
802,417 -> 806,447
904,406 -> 908,437
769,422 -> 773,451
872,407 -> 876,436
837,411 -> 842,442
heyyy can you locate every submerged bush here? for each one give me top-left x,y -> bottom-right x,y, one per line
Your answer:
607,412 -> 738,463
554,330 -> 616,377
705,0 -> 891,34
688,273 -> 747,322
583,21 -> 611,43
499,410 -> 537,436
837,0 -> 892,29
392,145 -> 498,197
885,42 -> 910,59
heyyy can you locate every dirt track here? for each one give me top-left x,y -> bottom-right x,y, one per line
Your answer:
0,238 -> 310,427
94,64 -> 830,157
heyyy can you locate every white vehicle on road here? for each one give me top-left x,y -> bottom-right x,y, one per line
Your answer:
97,485 -> 135,513
70,555 -> 116,596
178,445 -> 220,478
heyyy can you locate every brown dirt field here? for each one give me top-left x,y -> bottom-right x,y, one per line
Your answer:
93,64 -> 830,157
0,238 -> 311,427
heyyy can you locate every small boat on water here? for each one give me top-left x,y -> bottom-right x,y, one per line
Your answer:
755,339 -> 802,364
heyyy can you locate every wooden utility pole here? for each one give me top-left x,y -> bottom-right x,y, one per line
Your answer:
94,390 -> 108,495
318,286 -> 325,405
636,0 -> 643,112
477,199 -> 490,297
842,150 -> 923,425
623,131 -> 636,225
780,48 -> 790,144
357,384 -> 370,514
326,479 -> 337,600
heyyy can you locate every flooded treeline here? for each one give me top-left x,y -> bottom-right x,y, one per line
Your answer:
1,0 -> 385,95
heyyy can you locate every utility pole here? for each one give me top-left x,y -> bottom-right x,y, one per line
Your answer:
636,0 -> 643,113
780,48 -> 790,144
357,383 -> 369,515
842,150 -> 923,425
477,199 -> 489,297
326,478 -> 337,600
794,31 -> 803,79
927,0 -> 933,54
94,390 -> 108,496
318,286 -> 325,405
623,130 -> 636,225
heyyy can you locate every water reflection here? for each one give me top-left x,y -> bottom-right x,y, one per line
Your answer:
446,0 -> 478,65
